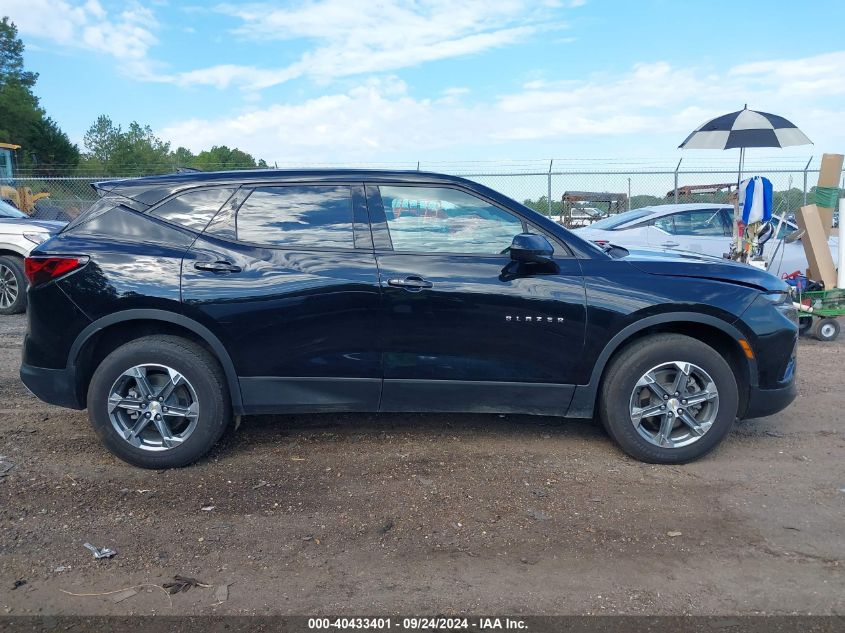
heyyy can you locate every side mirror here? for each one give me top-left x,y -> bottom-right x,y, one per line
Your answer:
510,233 -> 554,264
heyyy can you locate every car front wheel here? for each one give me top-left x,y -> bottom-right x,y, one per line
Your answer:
87,335 -> 232,468
599,333 -> 739,464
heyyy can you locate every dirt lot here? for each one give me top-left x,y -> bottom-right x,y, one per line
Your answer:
1,313 -> 843,616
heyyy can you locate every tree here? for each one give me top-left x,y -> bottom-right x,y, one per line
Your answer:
82,115 -> 119,166
81,116 -> 171,175
191,145 -> 266,171
172,146 -> 194,169
0,17 -> 78,174
0,17 -> 36,88
26,117 -> 79,176
81,117 -> 269,175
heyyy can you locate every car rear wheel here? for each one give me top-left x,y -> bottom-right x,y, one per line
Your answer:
0,256 -> 27,315
87,335 -> 231,468
599,333 -> 739,464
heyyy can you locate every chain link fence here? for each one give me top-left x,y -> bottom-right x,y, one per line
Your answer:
10,162 -> 837,225
464,168 -> 818,227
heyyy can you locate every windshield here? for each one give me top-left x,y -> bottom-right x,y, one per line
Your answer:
0,199 -> 27,219
588,208 -> 653,230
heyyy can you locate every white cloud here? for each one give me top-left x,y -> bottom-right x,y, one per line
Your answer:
2,0 -> 576,91
0,0 -> 159,71
159,52 -> 845,163
729,51 -> 845,97
171,0 -> 567,89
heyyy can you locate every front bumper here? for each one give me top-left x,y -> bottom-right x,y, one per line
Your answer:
743,378 -> 797,419
20,363 -> 84,410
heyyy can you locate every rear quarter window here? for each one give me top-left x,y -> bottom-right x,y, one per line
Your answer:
149,187 -> 236,232
62,197 -> 121,232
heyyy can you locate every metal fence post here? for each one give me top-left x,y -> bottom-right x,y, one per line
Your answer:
802,156 -> 812,205
673,158 -> 682,204
547,159 -> 553,217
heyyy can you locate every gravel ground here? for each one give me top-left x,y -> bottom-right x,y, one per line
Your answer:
0,313 -> 843,616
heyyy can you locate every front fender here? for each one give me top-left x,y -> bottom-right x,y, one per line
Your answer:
566,311 -> 755,418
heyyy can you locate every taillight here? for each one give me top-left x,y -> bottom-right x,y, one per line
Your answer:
24,256 -> 89,287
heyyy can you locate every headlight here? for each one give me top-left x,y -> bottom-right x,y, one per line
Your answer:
23,232 -> 49,245
761,291 -> 789,305
761,291 -> 797,323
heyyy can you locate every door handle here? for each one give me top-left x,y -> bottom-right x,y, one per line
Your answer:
661,241 -> 680,248
194,261 -> 241,273
386,275 -> 433,290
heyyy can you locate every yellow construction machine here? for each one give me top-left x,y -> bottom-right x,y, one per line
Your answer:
0,143 -> 50,212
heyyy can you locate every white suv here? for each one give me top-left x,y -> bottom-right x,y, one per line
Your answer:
0,199 -> 65,314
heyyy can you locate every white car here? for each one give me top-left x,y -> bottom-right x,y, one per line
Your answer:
574,203 -> 839,279
0,199 -> 65,314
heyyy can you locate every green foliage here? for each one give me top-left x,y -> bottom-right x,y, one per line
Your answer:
25,117 -> 79,176
189,145 -> 267,171
81,117 -> 269,176
522,196 -> 563,216
80,116 -> 173,175
0,17 -> 36,88
0,16 -> 78,175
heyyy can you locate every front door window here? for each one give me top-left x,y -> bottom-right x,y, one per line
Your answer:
379,185 -> 525,254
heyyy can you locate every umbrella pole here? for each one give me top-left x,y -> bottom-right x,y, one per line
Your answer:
737,147 -> 745,186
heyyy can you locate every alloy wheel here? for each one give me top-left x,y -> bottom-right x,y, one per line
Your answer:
0,264 -> 19,309
629,361 -> 719,449
107,364 -> 199,451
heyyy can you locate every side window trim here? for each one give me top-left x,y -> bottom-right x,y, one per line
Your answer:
364,183 -> 393,251
204,186 -> 251,241
719,209 -> 733,236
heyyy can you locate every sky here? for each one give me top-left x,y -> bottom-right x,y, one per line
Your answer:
2,0 -> 845,168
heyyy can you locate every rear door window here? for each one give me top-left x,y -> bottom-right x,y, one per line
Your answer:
150,187 -> 236,232
235,185 -> 354,249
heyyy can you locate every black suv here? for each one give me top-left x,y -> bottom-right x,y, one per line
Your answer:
20,170 -> 798,468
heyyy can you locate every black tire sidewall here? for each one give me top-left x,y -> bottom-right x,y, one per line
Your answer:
88,338 -> 230,468
600,335 -> 739,464
0,256 -> 27,315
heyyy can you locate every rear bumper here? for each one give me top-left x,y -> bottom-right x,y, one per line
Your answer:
743,379 -> 797,419
20,363 -> 84,410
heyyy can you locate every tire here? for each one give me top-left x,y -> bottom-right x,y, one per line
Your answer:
0,256 -> 27,315
798,316 -> 813,336
813,318 -> 840,342
598,333 -> 739,464
87,335 -> 232,468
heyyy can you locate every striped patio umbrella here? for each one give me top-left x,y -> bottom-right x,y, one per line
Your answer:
679,105 -> 812,183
